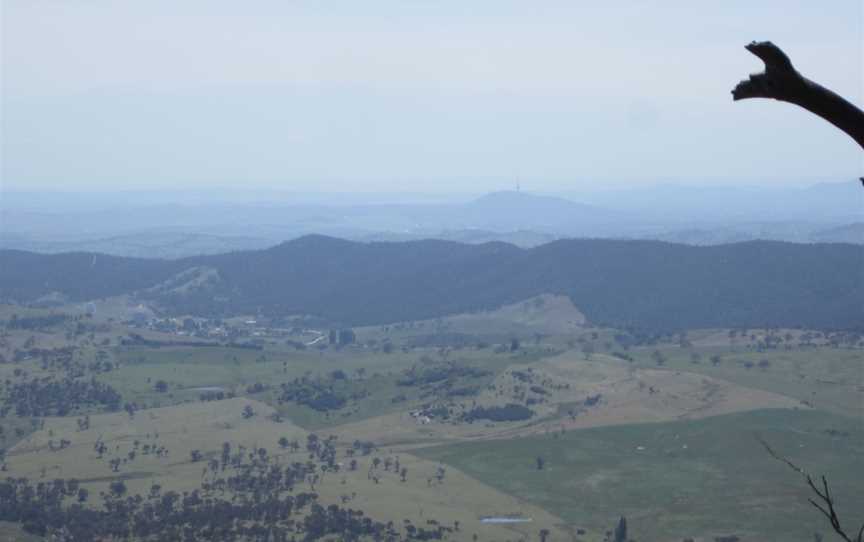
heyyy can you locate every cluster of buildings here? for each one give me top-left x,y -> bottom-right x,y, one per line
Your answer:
127,309 -> 327,346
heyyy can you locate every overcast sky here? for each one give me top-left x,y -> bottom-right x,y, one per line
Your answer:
2,1 -> 862,194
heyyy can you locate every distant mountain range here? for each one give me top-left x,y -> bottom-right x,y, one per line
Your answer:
2,236 -> 861,332
569,180 -> 864,223
0,190 -> 631,241
809,222 -> 864,244
2,185 -> 861,259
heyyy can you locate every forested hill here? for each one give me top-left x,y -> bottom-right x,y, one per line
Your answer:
1,236 -> 861,331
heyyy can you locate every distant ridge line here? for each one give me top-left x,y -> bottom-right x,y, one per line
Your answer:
1,235 -> 861,332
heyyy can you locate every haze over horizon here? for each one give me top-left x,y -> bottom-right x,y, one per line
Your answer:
3,0 -> 862,194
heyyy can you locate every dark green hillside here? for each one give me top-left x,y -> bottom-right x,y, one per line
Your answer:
1,236 -> 861,331
528,239 -> 864,330
0,249 -> 183,302
179,236 -> 529,323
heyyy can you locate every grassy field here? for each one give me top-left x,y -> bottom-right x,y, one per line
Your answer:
106,344 -> 531,429
2,297 -> 862,541
416,408 -> 864,542
627,346 -> 864,418
355,294 -> 588,344
327,350 -> 803,453
5,397 -> 575,542
5,397 -> 304,483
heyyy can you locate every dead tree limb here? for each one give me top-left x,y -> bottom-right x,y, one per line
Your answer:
732,41 -> 864,150
758,436 -> 863,542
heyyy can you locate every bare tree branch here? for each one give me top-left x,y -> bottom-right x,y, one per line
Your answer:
732,41 -> 864,150
758,436 -> 863,542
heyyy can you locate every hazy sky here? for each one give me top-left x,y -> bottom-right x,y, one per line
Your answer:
2,1 -> 862,193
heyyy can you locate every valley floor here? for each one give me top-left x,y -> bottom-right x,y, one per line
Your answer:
0,298 -> 862,541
